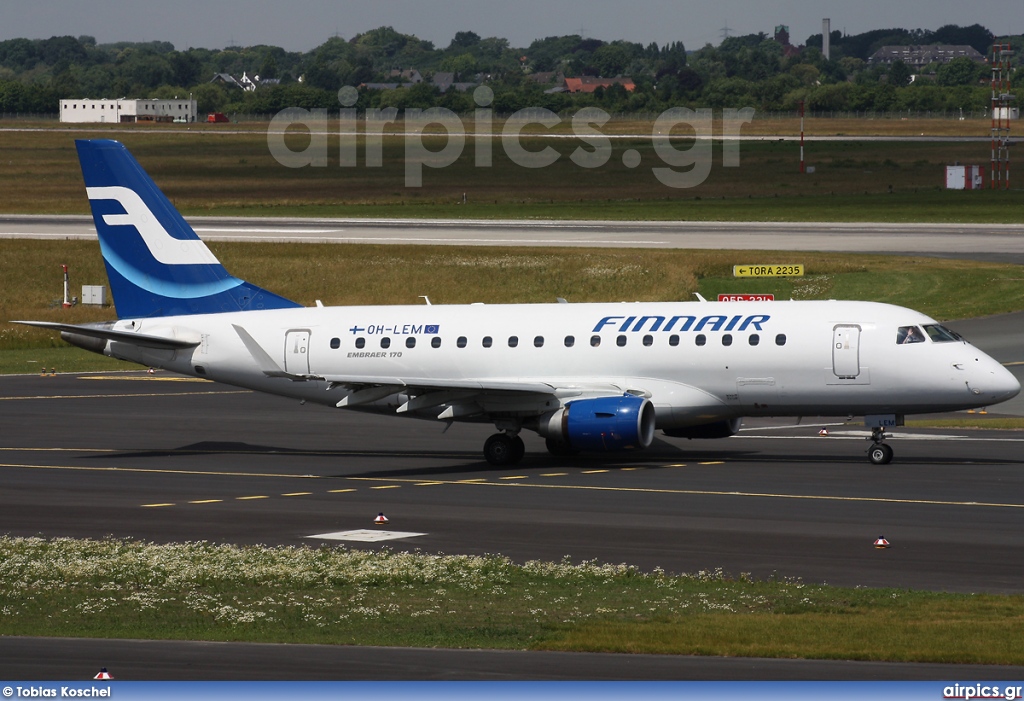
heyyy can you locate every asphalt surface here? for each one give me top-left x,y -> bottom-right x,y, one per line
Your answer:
3,215 -> 1024,264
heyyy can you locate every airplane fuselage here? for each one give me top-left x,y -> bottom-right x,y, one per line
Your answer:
90,299 -> 1017,426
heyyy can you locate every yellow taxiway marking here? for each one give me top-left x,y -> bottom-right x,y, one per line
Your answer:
456,478 -> 488,483
79,375 -> 214,383
346,476 -> 1024,511
499,475 -> 528,480
581,469 -> 609,474
540,472 -> 568,476
621,467 -> 644,471
415,481 -> 444,486
236,495 -> 269,500
699,461 -> 725,465
667,464 -> 688,467
282,492 -> 313,497
328,488 -> 357,493
141,503 -> 175,508
0,390 -> 250,401
188,499 -> 223,504
370,485 -> 400,490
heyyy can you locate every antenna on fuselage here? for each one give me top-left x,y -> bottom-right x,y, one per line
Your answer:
693,292 -> 707,302
419,296 -> 432,305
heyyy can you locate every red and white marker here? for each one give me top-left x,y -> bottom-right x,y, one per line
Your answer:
93,668 -> 114,680
874,536 -> 891,549
374,512 -> 389,525
818,428 -> 829,436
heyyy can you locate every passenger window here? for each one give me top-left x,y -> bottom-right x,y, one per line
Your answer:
406,337 -> 416,349
722,334 -> 733,346
431,337 -> 441,348
381,337 -> 391,349
643,335 -> 653,347
457,336 -> 467,348
695,334 -> 706,346
534,336 -> 544,348
482,336 -> 493,348
590,335 -> 601,347
617,335 -> 627,347
564,335 -> 575,347
508,336 -> 519,348
669,335 -> 679,346
330,337 -> 341,349
749,334 -> 759,346
775,334 -> 787,346
897,326 -> 925,344
355,338 -> 365,349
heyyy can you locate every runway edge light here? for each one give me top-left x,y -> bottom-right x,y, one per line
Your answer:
874,536 -> 891,549
818,428 -> 829,436
93,668 -> 114,680
374,512 -> 389,525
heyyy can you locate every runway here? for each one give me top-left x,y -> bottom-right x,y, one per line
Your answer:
2,351 -> 1024,678
3,215 -> 1024,264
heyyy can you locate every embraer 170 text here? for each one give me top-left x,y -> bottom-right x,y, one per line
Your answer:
16,140 -> 1020,466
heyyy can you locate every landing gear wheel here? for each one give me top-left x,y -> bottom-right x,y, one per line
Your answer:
484,433 -> 523,466
868,443 -> 893,465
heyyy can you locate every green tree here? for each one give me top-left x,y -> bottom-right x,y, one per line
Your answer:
887,60 -> 911,87
935,57 -> 984,86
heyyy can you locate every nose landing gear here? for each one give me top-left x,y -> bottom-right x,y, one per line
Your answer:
868,427 -> 894,465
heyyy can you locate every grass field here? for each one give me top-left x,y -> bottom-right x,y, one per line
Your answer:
2,536 -> 1023,664
4,241 -> 1024,365
1,123 -> 1020,221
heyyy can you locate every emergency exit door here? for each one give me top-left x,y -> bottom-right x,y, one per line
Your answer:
832,325 -> 861,379
284,330 -> 310,375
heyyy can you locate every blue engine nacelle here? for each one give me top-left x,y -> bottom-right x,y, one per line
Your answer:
538,395 -> 656,452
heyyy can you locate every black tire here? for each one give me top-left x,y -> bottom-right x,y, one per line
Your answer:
484,433 -> 516,466
868,443 -> 894,465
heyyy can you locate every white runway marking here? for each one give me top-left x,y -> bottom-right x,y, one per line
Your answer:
307,529 -> 426,542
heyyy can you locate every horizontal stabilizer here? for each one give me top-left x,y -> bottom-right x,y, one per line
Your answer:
11,321 -> 199,350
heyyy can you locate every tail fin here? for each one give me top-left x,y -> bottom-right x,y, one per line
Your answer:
76,139 -> 301,318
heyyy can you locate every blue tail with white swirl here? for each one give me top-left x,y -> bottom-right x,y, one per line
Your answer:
76,139 -> 300,318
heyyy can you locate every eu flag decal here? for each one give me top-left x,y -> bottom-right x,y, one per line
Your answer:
425,324 -> 440,334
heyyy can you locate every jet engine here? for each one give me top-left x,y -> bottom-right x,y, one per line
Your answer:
537,395 -> 656,452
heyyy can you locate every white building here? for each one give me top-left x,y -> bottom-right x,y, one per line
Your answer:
59,98 -> 197,124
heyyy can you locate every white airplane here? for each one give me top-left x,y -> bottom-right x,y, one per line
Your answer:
16,140 -> 1021,466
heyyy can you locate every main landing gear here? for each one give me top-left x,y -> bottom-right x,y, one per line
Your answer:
483,432 -> 525,466
867,426 -> 894,465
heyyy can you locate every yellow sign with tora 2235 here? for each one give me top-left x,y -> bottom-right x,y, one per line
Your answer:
733,264 -> 804,277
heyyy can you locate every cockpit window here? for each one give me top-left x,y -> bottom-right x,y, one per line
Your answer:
896,326 -> 926,344
923,324 -> 963,343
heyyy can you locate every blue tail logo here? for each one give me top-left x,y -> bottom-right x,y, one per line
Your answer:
76,139 -> 300,318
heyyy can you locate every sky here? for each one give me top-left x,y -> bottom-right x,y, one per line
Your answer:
4,0 -> 1023,53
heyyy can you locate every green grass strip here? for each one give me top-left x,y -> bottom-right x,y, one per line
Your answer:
1,536 -> 1022,664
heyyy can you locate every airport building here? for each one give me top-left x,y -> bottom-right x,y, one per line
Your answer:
59,98 -> 197,124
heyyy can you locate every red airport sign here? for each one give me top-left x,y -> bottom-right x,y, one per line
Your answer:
718,294 -> 775,301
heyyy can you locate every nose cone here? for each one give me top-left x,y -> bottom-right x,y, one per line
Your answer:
984,360 -> 1021,405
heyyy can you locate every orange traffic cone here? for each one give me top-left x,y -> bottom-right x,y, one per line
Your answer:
374,512 -> 389,525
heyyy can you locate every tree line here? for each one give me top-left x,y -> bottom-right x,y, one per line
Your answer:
0,25 -> 1019,116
